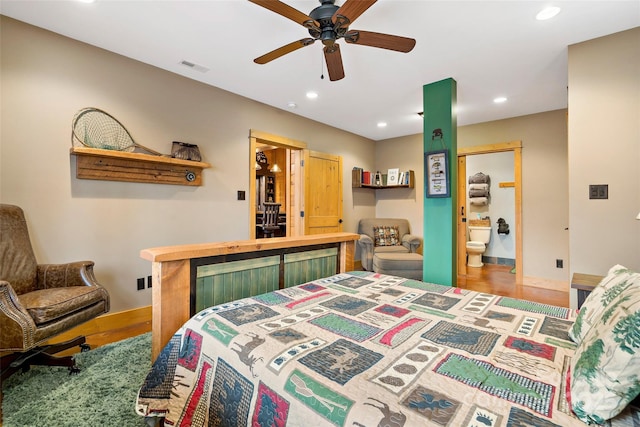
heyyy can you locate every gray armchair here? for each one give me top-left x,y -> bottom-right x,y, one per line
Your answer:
357,218 -> 422,271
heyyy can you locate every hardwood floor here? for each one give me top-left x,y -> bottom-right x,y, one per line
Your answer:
458,263 -> 570,307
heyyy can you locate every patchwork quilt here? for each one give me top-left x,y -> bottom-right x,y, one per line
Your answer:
135,272 -> 639,426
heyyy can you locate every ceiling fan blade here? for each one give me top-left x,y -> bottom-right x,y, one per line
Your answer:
333,0 -> 376,25
344,30 -> 416,53
324,44 -> 345,81
254,38 -> 315,64
249,0 -> 317,27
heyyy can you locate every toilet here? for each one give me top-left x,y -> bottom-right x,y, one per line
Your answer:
466,225 -> 492,267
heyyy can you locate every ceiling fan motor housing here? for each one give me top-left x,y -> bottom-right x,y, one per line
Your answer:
309,0 -> 342,45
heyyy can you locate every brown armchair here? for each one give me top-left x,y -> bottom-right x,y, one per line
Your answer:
0,204 -> 110,381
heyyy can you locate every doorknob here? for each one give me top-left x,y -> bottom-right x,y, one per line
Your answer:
339,219 -> 343,224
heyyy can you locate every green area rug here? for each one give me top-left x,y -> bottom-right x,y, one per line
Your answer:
2,332 -> 151,427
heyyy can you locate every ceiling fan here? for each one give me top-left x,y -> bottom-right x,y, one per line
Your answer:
249,0 -> 416,81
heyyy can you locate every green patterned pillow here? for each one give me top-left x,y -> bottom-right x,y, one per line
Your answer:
373,226 -> 401,246
569,264 -> 635,344
569,270 -> 640,424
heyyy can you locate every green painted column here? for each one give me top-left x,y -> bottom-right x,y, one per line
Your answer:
422,78 -> 457,286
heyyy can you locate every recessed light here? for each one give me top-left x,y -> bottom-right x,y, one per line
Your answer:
493,97 -> 507,104
306,92 -> 318,99
77,0 -> 96,3
377,122 -> 387,128
287,102 -> 297,109
536,6 -> 560,20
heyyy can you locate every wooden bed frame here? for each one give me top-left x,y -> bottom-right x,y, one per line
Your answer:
141,232 -> 359,360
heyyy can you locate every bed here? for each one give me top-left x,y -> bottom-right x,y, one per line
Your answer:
135,267 -> 640,426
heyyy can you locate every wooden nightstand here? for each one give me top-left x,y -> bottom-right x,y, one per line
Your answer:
571,273 -> 604,309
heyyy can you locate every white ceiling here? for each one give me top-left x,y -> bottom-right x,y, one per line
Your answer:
1,1 -> 638,141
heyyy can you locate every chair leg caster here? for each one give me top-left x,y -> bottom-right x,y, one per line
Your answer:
69,365 -> 81,375
80,343 -> 91,352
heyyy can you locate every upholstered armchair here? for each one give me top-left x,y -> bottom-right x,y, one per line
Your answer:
0,204 -> 110,380
357,218 -> 422,271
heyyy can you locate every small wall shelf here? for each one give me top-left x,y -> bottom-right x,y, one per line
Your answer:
70,147 -> 211,186
352,169 -> 415,189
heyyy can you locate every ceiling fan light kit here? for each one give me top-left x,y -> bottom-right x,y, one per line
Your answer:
249,0 -> 416,81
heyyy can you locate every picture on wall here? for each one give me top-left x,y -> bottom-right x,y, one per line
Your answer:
425,150 -> 450,198
387,168 -> 399,185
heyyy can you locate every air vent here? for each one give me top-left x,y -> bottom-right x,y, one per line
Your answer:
179,60 -> 209,73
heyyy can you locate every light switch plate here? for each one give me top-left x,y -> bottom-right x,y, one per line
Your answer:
589,184 -> 608,199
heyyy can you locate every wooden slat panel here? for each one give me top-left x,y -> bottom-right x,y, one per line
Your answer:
284,248 -> 338,287
195,256 -> 280,311
76,155 -> 203,185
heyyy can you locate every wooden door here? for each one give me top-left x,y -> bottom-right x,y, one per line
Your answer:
303,150 -> 343,234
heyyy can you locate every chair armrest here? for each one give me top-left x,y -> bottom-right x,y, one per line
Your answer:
0,281 -> 37,350
36,261 -> 100,289
402,234 -> 422,253
357,234 -> 374,271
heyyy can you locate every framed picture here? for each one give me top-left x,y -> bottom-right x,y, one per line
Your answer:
387,168 -> 399,185
425,150 -> 450,198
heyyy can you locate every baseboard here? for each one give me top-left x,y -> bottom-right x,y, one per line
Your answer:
48,305 -> 152,345
523,276 -> 569,292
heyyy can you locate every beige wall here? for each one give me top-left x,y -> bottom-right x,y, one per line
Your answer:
568,28 -> 640,292
376,109 -> 570,285
0,17 -> 376,312
373,133 -> 424,237
3,16 -> 637,313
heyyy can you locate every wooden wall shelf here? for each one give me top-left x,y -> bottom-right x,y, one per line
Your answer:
352,169 -> 415,189
70,147 -> 211,186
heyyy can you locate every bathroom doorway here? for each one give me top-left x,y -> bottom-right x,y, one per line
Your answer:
457,141 -> 523,285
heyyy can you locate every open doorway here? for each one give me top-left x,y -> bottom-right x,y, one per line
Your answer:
457,141 -> 523,285
248,130 -> 345,239
249,130 -> 306,239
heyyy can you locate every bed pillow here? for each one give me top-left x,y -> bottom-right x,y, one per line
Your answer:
569,264 -> 635,344
373,226 -> 401,246
569,270 -> 640,424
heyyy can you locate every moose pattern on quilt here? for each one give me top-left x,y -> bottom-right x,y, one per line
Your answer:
136,272 -> 637,426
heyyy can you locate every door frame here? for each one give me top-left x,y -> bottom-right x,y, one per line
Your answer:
457,140 -> 523,284
249,130 -> 307,239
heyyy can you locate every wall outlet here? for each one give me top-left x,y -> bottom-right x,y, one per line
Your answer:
147,275 -> 152,288
137,277 -> 145,290
237,190 -> 245,200
556,259 -> 563,268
